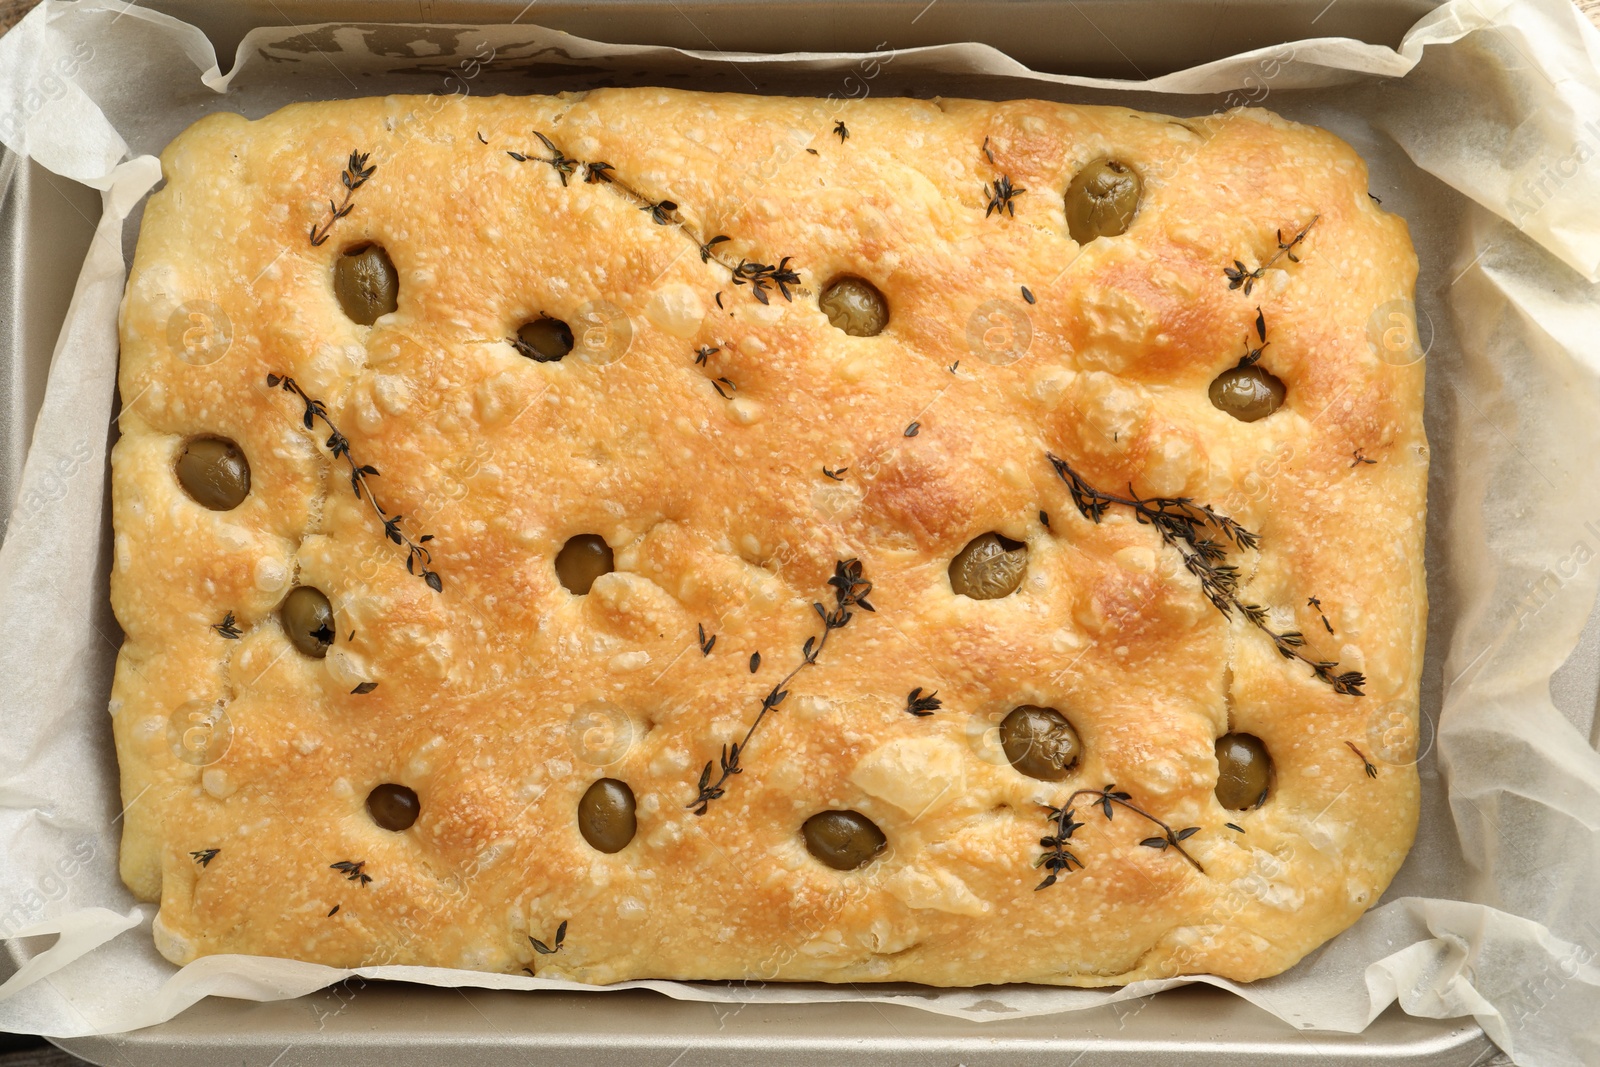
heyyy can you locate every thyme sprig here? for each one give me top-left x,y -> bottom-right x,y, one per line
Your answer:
331,860 -> 372,886
1035,785 -> 1202,890
698,623 -> 716,656
1346,741 -> 1378,778
1047,454 -> 1365,695
190,848 -> 219,867
688,560 -> 874,815
509,132 -> 802,305
266,374 -> 441,591
309,151 -> 376,247
834,120 -> 849,142
905,688 -> 941,717
1224,215 -> 1319,295
524,920 -> 568,975
212,612 -> 242,640
823,466 -> 848,481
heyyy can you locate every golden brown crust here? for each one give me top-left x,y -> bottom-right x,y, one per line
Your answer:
111,89 -> 1425,985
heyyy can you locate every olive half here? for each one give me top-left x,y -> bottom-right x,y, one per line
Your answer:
949,533 -> 1027,600
802,810 -> 886,871
819,277 -> 888,337
1209,365 -> 1285,422
281,586 -> 334,659
577,778 -> 637,853
556,534 -> 614,595
999,705 -> 1081,781
367,783 -> 420,831
1065,158 -> 1142,244
334,244 -> 399,325
176,437 -> 250,511
516,317 -> 574,362
1215,733 -> 1272,810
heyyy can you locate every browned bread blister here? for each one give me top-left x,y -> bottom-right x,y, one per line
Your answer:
111,88 -> 1425,985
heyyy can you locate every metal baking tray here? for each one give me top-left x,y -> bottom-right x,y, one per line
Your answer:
0,1 -> 1508,1063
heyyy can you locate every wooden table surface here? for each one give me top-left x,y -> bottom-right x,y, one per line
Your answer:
3,0 -> 1599,34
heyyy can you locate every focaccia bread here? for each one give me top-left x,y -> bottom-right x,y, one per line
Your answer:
110,88 -> 1427,986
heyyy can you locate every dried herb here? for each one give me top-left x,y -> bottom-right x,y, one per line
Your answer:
328,904 -> 341,916
351,681 -> 379,695
715,292 -> 725,310
984,175 -> 1025,218
189,848 -> 219,867
1039,510 -> 1051,529
694,345 -> 719,366
510,132 -> 800,306
266,375 -> 441,591
331,860 -> 372,886
1224,215 -> 1319,296
697,623 -> 716,656
834,120 -> 849,142
905,688 -> 942,717
1308,596 -> 1334,634
981,136 -> 996,164
1346,741 -> 1379,778
309,150 -> 376,247
1225,822 -> 1245,833
711,377 -> 736,399
475,131 -> 488,145
530,920 -> 568,955
823,466 -> 848,481
1048,454 -> 1364,695
1021,286 -> 1035,304
806,147 -> 819,156
731,258 -> 800,305
1239,308 -> 1269,366
643,199 -> 680,225
749,652 -> 762,674
1368,192 -> 1382,203
904,421 -> 921,437
1035,785 -> 1203,890
213,612 -> 242,640
949,361 -> 960,373
510,132 -> 579,186
689,560 -> 874,815
1352,449 -> 1376,467
700,235 -> 730,262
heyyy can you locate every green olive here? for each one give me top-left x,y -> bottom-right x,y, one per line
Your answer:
516,317 -> 573,362
281,586 -> 334,659
1065,158 -> 1142,243
577,778 -> 637,853
802,810 -> 886,871
1215,733 -> 1272,810
556,534 -> 613,595
1209,365 -> 1285,422
175,437 -> 250,511
334,244 -> 399,325
949,533 -> 1027,599
819,276 -> 888,337
999,705 -> 1081,781
367,783 -> 420,831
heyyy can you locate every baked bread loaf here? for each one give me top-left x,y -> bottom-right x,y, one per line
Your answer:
110,88 -> 1426,986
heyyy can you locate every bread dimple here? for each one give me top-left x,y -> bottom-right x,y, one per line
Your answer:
111,88 -> 1425,986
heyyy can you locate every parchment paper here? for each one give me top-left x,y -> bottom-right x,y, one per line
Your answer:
2,1 -> 1599,1063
